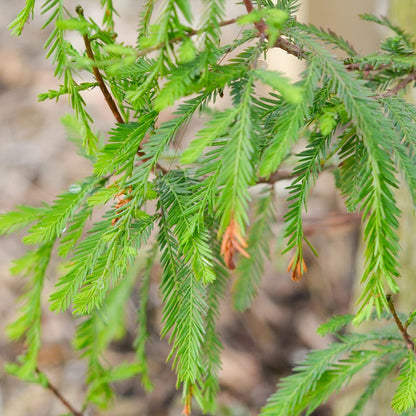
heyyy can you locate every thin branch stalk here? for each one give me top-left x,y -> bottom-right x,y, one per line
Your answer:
76,3 -> 413,182
378,70 -> 416,98
36,368 -> 84,416
387,295 -> 416,353
135,18 -> 237,58
77,9 -> 124,124
77,6 -> 168,174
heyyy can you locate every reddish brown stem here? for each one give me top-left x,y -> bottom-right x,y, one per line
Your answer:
345,63 -> 377,71
135,18 -> 237,58
188,18 -> 237,36
241,0 -> 303,57
36,368 -> 84,416
76,6 -> 169,174
242,0 -> 268,36
378,70 -> 416,98
257,165 -> 336,185
274,36 -> 303,58
239,2 -> 416,93
79,28 -> 124,123
75,1 -> 414,184
242,0 -> 254,13
387,295 -> 416,354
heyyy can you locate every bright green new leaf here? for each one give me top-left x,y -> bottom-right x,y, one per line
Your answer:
56,18 -> 92,33
254,68 -> 303,104
392,352 -> 416,414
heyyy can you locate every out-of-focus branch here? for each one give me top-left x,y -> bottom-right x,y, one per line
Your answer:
36,368 -> 84,416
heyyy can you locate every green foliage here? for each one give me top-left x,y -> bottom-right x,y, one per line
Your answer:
5,1 -> 416,415
292,26 -> 403,320
199,0 -> 225,53
217,76 -> 256,235
199,233 -> 227,412
157,191 -> 209,405
0,205 -> 49,235
134,243 -> 159,391
260,318 -> 407,416
316,314 -> 355,336
283,132 -> 330,278
23,176 -> 99,245
6,244 -> 53,379
233,190 -> 275,311
93,114 -> 156,177
253,68 -> 303,104
258,56 -> 320,177
73,256 -> 142,407
392,352 -> 416,414
180,108 -> 237,164
40,0 -> 98,154
8,0 -> 35,36
345,351 -> 403,415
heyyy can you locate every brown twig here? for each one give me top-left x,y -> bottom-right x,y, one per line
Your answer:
242,0 -> 268,38
274,36 -> 303,58
134,12 -> 302,60
387,295 -> 416,354
76,5 -> 169,175
186,18 -> 237,37
257,170 -> 294,184
378,70 -> 416,98
76,6 -> 124,124
257,164 -> 336,185
75,1 -> 414,183
242,0 -> 303,58
242,0 -> 255,13
135,18 -> 238,58
344,62 -> 416,97
36,368 -> 84,416
344,63 -> 377,71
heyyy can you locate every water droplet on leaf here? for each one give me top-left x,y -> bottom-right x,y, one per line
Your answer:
68,184 -> 82,193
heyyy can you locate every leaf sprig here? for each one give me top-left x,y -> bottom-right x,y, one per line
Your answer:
5,1 -> 416,414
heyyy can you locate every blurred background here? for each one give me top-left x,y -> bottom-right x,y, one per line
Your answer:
0,0 -> 413,415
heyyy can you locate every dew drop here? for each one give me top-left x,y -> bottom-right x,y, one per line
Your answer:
61,227 -> 67,233
99,284 -> 104,290
68,183 -> 82,193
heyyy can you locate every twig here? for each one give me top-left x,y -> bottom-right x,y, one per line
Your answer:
344,63 -> 377,71
76,6 -> 124,124
257,164 -> 336,185
76,5 -> 168,175
75,1 -> 414,182
257,170 -> 294,184
135,18 -> 237,58
242,0 -> 255,13
179,18 -> 237,38
378,70 -> 416,98
274,36 -> 303,58
36,367 -> 84,416
242,0 -> 303,58
242,0 -> 268,39
344,62 -> 416,97
387,294 -> 416,354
